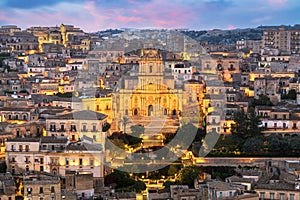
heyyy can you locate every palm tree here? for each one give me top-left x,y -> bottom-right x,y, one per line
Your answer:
119,116 -> 130,134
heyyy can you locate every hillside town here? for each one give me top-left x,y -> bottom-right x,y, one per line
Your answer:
0,24 -> 300,200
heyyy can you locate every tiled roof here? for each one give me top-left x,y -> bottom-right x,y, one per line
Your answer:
55,110 -> 107,120
41,136 -> 68,144
66,142 -> 102,151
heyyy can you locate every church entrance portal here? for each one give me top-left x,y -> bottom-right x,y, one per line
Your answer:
148,105 -> 153,116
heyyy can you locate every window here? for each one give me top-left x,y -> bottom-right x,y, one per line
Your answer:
260,192 -> 264,200
229,191 -> 232,197
280,193 -> 284,200
27,187 -> 32,194
39,187 -> 43,194
70,125 -> 76,132
93,125 -> 97,132
25,145 -> 29,152
60,124 -> 65,131
79,158 -> 83,166
66,158 -> 69,165
19,145 -> 23,152
50,124 -> 56,132
149,65 -> 152,73
90,159 -> 94,166
219,192 -> 222,198
51,186 -> 55,193
293,123 -> 297,129
82,124 -> 87,132
270,193 -> 274,200
290,194 -> 295,200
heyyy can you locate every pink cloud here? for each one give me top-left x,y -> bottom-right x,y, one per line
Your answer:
116,16 -> 143,23
266,0 -> 288,7
0,12 -> 13,22
226,25 -> 235,30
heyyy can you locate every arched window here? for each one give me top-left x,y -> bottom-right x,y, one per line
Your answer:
149,65 -> 153,73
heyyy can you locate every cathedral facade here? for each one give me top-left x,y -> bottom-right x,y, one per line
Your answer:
113,49 -> 183,120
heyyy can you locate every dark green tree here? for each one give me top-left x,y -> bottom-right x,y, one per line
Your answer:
102,122 -> 111,132
282,89 -> 297,100
266,135 -> 290,155
253,95 -> 273,106
289,137 -> 300,155
179,166 -> 199,188
242,137 -> 264,155
231,108 -> 261,139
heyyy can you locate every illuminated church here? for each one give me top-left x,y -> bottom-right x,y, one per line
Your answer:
113,48 -> 183,119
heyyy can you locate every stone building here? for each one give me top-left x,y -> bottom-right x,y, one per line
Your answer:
23,172 -> 61,200
45,110 -> 108,143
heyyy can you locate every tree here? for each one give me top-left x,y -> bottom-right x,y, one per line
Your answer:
132,180 -> 146,193
253,95 -> 273,106
130,124 -> 144,137
102,122 -> 111,132
231,108 -> 262,139
282,89 -> 297,100
168,164 -> 180,176
242,137 -> 264,155
266,135 -> 290,155
179,166 -> 199,188
214,134 -> 244,154
105,170 -> 146,193
289,137 -> 300,155
119,116 -> 130,134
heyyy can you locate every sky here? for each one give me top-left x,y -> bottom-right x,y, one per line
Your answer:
0,0 -> 299,32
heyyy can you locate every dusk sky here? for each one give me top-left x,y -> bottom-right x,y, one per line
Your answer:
0,0 -> 299,32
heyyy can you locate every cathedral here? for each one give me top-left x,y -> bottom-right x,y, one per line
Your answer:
113,48 -> 183,119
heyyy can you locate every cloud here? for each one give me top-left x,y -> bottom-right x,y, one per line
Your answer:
0,0 -> 298,31
267,0 -> 287,5
251,16 -> 272,24
0,0 -> 82,9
